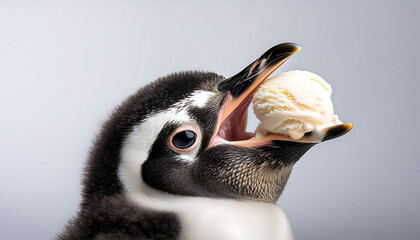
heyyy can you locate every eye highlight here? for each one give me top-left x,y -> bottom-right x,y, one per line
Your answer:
169,125 -> 200,152
172,130 -> 196,149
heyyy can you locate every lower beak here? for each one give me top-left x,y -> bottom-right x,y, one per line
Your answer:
211,43 -> 352,148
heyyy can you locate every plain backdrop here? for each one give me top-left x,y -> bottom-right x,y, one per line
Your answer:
1,0 -> 419,239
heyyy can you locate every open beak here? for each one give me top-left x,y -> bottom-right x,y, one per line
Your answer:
210,43 -> 352,148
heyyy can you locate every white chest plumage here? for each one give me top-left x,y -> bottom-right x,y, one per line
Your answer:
128,190 -> 293,240
177,199 -> 293,240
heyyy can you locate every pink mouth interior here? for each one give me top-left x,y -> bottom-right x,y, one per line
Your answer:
210,95 -> 255,146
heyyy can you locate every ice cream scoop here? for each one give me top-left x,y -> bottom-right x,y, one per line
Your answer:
252,70 -> 342,140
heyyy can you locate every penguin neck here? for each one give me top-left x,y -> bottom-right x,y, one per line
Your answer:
126,181 -> 293,240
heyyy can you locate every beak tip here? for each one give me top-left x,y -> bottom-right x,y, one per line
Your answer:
289,42 -> 301,50
277,42 -> 301,54
345,122 -> 353,131
322,122 -> 353,142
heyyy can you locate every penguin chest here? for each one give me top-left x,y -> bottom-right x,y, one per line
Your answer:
177,199 -> 293,240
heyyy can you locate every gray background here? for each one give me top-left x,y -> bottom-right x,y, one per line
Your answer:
1,0 -> 419,239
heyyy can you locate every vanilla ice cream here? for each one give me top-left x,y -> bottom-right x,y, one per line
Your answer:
252,70 -> 341,140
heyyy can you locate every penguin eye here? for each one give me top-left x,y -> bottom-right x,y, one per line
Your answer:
172,131 -> 196,149
169,126 -> 199,152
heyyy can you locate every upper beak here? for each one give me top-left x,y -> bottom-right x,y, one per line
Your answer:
217,43 -> 301,122
211,43 -> 352,148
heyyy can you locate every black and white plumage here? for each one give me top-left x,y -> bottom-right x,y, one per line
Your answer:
59,43 -> 351,240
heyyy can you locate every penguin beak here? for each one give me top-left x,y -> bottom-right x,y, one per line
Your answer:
210,43 -> 352,148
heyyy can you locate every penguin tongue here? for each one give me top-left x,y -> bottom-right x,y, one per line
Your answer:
217,94 -> 254,142
207,94 -> 251,147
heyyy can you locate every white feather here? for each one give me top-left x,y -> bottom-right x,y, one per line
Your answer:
187,90 -> 215,108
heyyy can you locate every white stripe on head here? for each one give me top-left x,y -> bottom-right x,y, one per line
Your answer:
187,90 -> 215,108
118,109 -> 190,193
173,90 -> 216,109
118,90 -> 214,194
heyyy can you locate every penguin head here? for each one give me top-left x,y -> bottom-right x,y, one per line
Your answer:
83,43 -> 352,204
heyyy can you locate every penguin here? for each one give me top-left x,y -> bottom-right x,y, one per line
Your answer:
58,43 -> 352,240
